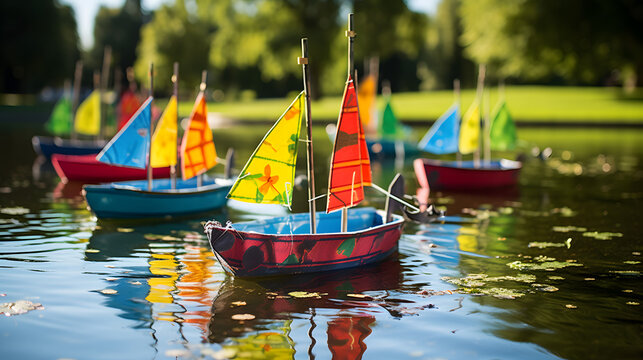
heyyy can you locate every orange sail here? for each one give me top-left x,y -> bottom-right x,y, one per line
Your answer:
180,92 -> 217,180
327,76 -> 371,213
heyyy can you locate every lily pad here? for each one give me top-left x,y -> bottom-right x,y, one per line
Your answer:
288,291 -> 322,299
582,231 -> 623,240
0,300 -> 44,316
552,225 -> 587,233
507,260 -> 583,271
0,206 -> 29,215
528,242 -> 566,249
231,313 -> 255,321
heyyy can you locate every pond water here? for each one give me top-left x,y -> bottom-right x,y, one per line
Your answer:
0,114 -> 642,359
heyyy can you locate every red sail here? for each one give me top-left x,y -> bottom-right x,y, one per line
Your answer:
327,76 -> 371,213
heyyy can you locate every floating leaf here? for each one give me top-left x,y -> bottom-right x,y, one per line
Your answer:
584,278 -> 596,281
548,276 -> 565,280
552,225 -> 587,233
533,255 -> 556,262
531,283 -> 559,292
231,301 -> 246,306
231,313 -> 255,320
0,206 -> 29,215
582,231 -> 623,240
626,302 -> 639,306
565,304 -> 577,309
507,260 -> 583,271
288,291 -> 321,299
100,289 -> 117,295
0,300 -> 44,316
85,249 -> 99,253
528,242 -> 566,249
117,228 -> 134,233
624,261 -> 640,265
347,293 -> 369,298
130,281 -> 142,285
622,289 -> 633,293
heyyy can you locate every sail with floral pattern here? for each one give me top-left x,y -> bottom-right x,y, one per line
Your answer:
227,92 -> 304,206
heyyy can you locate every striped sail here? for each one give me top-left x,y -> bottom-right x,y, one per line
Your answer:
227,92 -> 304,206
180,92 -> 217,180
327,76 -> 371,213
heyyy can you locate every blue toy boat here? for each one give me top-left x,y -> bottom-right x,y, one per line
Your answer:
83,176 -> 233,219
83,65 -> 233,219
32,136 -> 106,159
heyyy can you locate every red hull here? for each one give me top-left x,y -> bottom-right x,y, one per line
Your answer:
418,158 -> 521,190
51,154 -> 171,183
205,210 -> 404,277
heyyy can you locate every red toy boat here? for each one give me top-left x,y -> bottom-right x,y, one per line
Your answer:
51,154 -> 170,183
415,158 -> 521,190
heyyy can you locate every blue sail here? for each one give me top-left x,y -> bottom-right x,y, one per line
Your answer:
97,97 -> 152,169
417,103 -> 460,154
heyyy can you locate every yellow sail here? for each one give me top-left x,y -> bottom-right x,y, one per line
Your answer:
180,93 -> 217,180
150,96 -> 177,168
357,75 -> 376,128
74,91 -> 101,135
227,92 -> 304,206
458,100 -> 480,154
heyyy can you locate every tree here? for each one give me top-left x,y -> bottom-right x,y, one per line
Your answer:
460,0 -> 643,86
135,0 -> 212,94
0,0 -> 80,93
89,0 -> 145,78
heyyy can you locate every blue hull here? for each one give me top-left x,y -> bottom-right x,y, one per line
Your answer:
32,136 -> 106,159
83,177 -> 233,219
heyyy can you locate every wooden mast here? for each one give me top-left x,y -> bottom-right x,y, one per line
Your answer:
99,46 -> 111,141
454,78 -> 462,164
147,63 -> 154,191
71,60 -> 83,140
197,70 -> 207,188
299,38 -> 317,234
342,13 -> 356,233
171,62 -> 179,190
474,64 -> 485,168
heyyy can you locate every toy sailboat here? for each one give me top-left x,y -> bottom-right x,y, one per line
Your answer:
205,17 -> 440,277
33,62 -> 107,158
82,64 -> 233,219
416,67 -> 521,190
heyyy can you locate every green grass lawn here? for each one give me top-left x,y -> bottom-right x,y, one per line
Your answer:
178,86 -> 643,125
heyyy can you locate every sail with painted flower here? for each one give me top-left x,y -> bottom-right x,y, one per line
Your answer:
227,91 -> 304,206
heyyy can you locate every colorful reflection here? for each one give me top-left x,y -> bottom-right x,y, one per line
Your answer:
327,314 -> 375,360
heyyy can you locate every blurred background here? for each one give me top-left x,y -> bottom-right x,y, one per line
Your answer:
1,0 -> 641,106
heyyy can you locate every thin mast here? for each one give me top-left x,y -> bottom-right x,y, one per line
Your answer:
454,78 -> 462,164
197,70 -> 207,188
171,62 -> 179,190
342,13 -> 356,232
299,38 -> 317,234
147,63 -> 154,191
93,71 -> 100,142
99,46 -> 112,141
71,60 -> 83,140
474,64 -> 485,168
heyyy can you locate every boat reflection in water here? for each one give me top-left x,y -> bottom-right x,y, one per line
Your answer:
207,259 -> 411,358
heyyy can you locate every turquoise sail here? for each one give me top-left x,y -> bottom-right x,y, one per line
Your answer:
97,97 -> 152,169
417,103 -> 460,154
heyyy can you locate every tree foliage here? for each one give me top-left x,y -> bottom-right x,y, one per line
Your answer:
0,0 -> 80,93
135,0 -> 212,95
89,0 -> 145,76
460,0 -> 643,85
